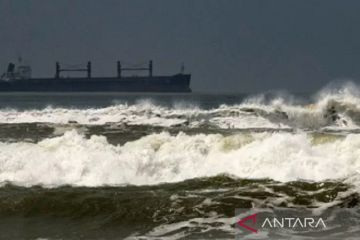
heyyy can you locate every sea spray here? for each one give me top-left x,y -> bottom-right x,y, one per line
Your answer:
2,84 -> 360,129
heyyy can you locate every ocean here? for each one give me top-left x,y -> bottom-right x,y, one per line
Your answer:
0,84 -> 360,239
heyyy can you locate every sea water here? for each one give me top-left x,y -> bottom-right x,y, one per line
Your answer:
0,84 -> 360,239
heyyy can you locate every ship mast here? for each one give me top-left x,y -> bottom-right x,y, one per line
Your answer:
116,60 -> 153,78
55,61 -> 92,78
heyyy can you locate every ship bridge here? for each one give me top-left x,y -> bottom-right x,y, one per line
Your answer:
1,62 -> 32,81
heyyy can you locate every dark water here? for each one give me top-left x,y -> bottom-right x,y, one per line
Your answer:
0,92 -> 359,239
0,91 -> 311,110
0,176 -> 358,239
0,92 -> 246,110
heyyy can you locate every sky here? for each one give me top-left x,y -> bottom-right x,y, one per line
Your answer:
1,0 -> 360,93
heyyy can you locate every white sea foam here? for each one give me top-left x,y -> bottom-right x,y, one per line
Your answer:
0,130 -> 359,187
2,84 -> 360,130
0,103 -> 282,129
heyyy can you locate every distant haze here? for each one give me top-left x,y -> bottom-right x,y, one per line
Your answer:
1,0 -> 360,93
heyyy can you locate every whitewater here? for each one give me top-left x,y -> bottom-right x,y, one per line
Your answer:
0,129 -> 359,188
1,84 -> 360,239
0,84 -> 360,188
0,83 -> 360,130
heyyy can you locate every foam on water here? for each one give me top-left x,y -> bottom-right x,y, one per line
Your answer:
0,130 -> 359,187
1,84 -> 360,130
0,102 -> 282,129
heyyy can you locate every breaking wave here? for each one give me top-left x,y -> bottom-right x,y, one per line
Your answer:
2,83 -> 360,130
0,130 -> 359,188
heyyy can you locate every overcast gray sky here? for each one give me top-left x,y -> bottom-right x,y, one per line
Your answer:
1,0 -> 360,93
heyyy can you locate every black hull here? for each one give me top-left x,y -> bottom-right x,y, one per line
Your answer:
0,74 -> 191,92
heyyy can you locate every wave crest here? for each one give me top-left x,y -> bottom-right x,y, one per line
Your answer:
0,130 -> 359,187
2,84 -> 360,130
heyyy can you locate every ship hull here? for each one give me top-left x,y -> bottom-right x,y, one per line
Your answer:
0,74 -> 191,92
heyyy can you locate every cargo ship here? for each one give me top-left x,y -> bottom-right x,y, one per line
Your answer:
0,60 -> 191,92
